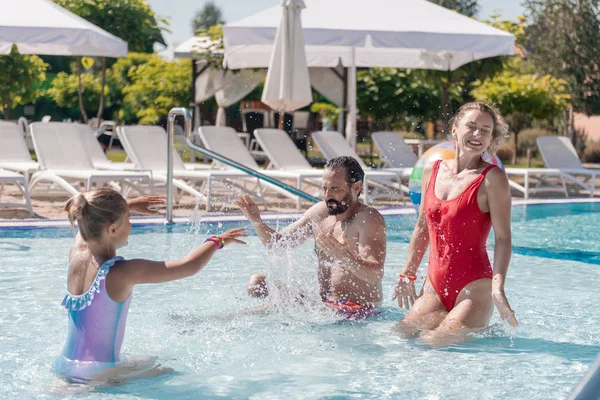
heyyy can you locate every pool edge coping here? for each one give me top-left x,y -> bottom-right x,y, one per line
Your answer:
1,198 -> 599,229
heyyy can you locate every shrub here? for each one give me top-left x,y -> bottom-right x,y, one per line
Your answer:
583,142 -> 600,163
496,142 -> 515,163
517,128 -> 554,157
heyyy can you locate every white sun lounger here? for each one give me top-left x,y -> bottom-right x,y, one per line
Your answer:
0,121 -> 39,181
0,169 -> 34,216
537,136 -> 597,196
253,128 -> 326,194
198,126 -> 325,209
118,125 -> 259,210
371,131 -> 419,169
253,128 -> 325,175
311,130 -> 409,201
29,122 -> 154,198
75,123 -> 136,171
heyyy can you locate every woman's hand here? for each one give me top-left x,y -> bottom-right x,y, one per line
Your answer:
492,290 -> 518,327
220,228 -> 248,246
128,196 -> 165,215
392,278 -> 417,309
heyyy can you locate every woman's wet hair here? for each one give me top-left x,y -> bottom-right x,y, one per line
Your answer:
65,188 -> 128,242
449,102 -> 509,155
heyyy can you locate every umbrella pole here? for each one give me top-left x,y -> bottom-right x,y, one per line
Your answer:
278,110 -> 285,130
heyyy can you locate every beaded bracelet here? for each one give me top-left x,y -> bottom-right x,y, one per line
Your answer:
204,235 -> 225,249
397,273 -> 417,283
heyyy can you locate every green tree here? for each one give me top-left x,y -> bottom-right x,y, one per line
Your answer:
108,53 -> 154,123
428,0 -> 479,17
53,0 -> 167,123
47,71 -> 105,113
121,55 -> 191,124
54,0 -> 166,52
0,46 -> 48,120
471,61 -> 571,163
483,11 -> 527,43
523,0 -> 600,115
357,68 -> 443,132
192,1 -> 225,33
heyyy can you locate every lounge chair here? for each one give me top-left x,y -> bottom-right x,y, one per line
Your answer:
311,130 -> 409,201
28,122 -> 154,198
118,125 -> 258,211
537,136 -> 597,196
253,128 -> 325,191
0,121 -> 39,182
72,123 -> 136,171
197,126 -> 323,209
371,131 -> 418,169
0,169 -> 34,216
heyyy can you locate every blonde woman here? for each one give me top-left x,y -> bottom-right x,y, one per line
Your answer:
393,102 -> 518,345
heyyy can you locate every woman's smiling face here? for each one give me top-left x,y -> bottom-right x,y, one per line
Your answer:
453,109 -> 494,155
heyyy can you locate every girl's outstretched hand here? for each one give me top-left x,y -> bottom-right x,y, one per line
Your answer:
220,228 -> 248,246
128,196 -> 165,215
492,290 -> 518,327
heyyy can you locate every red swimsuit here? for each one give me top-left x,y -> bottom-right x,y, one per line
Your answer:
423,160 -> 495,311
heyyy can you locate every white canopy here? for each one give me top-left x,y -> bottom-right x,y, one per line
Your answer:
223,0 -> 514,147
0,0 -> 127,57
223,0 -> 514,71
174,35 -> 216,59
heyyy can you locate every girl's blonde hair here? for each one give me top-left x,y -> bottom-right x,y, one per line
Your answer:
65,188 -> 128,242
449,102 -> 509,155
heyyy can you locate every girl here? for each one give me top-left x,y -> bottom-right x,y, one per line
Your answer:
393,102 -> 518,346
53,188 -> 247,385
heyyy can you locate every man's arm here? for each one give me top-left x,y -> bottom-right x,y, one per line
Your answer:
237,195 -> 324,248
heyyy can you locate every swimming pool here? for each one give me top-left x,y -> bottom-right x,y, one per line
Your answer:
1,201 -> 599,399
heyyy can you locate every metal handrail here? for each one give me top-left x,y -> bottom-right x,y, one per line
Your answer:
166,107 -> 320,223
166,108 -> 192,224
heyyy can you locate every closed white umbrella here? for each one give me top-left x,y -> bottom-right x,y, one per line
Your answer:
261,0 -> 312,129
0,0 -> 127,57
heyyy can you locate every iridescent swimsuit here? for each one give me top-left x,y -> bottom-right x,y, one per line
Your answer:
53,256 -> 132,383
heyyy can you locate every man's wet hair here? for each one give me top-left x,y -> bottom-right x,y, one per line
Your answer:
325,156 -> 365,186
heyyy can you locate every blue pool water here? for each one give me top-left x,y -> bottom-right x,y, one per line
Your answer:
1,202 -> 599,399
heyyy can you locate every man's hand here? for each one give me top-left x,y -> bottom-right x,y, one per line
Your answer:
128,196 -> 165,215
315,232 -> 352,263
236,195 -> 262,224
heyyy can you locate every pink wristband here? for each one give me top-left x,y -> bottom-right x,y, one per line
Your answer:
204,236 -> 224,249
398,273 -> 417,282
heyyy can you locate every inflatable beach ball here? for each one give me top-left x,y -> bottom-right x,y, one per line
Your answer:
408,140 -> 504,208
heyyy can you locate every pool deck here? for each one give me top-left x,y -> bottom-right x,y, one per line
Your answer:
1,196 -> 599,229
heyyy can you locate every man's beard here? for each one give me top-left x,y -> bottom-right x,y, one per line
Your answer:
326,193 -> 353,215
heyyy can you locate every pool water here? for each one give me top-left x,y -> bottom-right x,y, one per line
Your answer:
1,202 -> 599,399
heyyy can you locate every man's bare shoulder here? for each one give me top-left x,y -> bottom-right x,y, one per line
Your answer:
303,201 -> 329,220
353,205 -> 386,230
